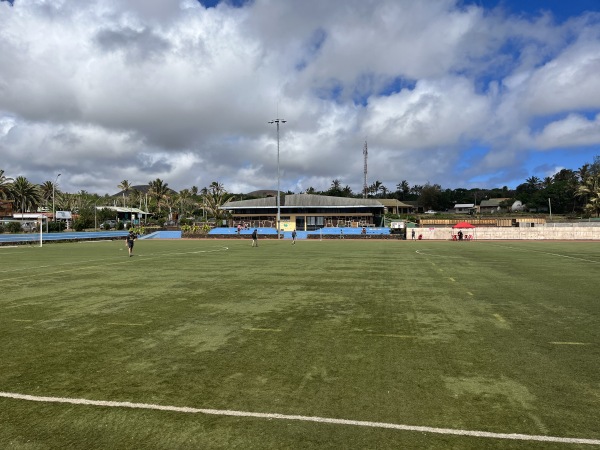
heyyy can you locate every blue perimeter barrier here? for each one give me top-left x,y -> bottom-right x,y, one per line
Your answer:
208,227 -> 390,239
140,231 -> 182,239
0,228 -> 388,244
0,231 -> 129,244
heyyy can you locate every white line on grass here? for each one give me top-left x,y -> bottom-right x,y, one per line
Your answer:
0,391 -> 598,445
0,246 -> 229,281
490,244 -> 600,265
550,342 -> 591,346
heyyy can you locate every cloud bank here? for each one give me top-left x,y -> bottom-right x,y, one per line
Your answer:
1,0 -> 599,194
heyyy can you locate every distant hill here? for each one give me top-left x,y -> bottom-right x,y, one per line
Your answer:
246,190 -> 277,198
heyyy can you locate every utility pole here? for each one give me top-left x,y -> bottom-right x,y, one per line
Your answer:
52,173 -> 61,222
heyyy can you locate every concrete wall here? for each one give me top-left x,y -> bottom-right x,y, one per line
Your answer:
415,225 -> 600,240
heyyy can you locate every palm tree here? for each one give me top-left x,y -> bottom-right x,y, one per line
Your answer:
39,180 -> 56,209
56,192 -> 77,212
0,169 -> 13,200
396,180 -> 410,200
118,180 -> 131,207
577,164 -> 591,184
159,193 -> 176,221
178,188 -> 193,218
370,180 -> 383,197
10,176 -> 42,213
341,185 -> 353,197
148,178 -> 169,213
208,181 -> 224,195
525,176 -> 541,191
576,175 -> 600,217
202,182 -> 229,222
129,188 -> 142,209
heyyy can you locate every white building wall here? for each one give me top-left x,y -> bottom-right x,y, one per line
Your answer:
415,225 -> 600,240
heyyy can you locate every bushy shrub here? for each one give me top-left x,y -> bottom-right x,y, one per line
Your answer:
130,226 -> 146,236
72,218 -> 92,231
116,221 -> 125,230
6,222 -> 22,233
0,223 -> 5,233
47,221 -> 66,232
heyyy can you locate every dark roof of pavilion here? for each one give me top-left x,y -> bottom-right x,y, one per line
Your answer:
221,194 -> 384,210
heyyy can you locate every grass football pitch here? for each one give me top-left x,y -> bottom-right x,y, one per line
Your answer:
0,239 -> 599,449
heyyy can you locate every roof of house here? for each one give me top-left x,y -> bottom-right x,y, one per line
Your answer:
480,198 -> 511,207
377,199 -> 415,208
222,194 -> 384,210
95,206 -> 151,215
454,203 -> 475,208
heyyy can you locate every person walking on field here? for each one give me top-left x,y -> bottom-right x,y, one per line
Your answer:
251,229 -> 258,247
292,229 -> 297,245
125,229 -> 136,257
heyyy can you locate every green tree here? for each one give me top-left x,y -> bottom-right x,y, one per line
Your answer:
577,174 -> 600,217
118,180 -> 131,207
148,178 -> 169,213
10,176 -> 42,213
177,189 -> 194,218
202,182 -> 231,223
396,180 -> 410,200
39,180 -> 56,210
0,169 -> 13,200
326,179 -> 343,196
418,183 -> 443,211
369,180 -> 383,197
548,169 -> 579,214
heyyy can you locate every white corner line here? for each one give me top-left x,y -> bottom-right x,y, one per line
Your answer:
0,392 -> 598,445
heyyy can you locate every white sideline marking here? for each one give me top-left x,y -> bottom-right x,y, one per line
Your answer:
0,392 -> 599,445
246,328 -> 282,332
550,342 -> 591,346
492,245 -> 600,265
0,246 -> 229,281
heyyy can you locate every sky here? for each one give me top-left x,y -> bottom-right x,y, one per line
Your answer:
1,0 -> 599,196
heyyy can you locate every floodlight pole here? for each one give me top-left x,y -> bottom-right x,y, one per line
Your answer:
52,173 -> 61,222
269,118 -> 286,240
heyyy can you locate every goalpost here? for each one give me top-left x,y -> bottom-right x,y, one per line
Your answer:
10,213 -> 47,247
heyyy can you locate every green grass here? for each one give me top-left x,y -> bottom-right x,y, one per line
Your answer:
0,239 -> 599,449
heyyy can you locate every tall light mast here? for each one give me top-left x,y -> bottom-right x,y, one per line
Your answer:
363,141 -> 368,198
269,118 -> 286,239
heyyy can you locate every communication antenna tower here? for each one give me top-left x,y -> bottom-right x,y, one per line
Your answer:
363,140 -> 368,198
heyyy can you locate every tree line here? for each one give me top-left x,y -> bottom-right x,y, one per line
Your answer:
1,154 -> 599,226
317,156 -> 600,217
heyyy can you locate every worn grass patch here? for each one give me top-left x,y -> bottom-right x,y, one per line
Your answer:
0,239 -> 598,449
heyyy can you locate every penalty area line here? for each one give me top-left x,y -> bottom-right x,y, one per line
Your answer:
0,392 -> 599,445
